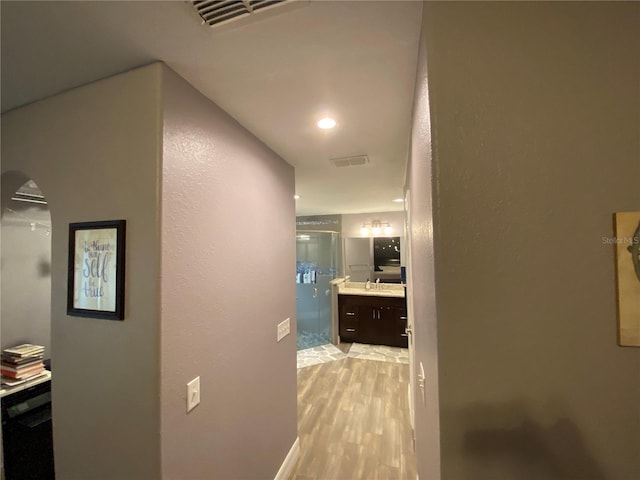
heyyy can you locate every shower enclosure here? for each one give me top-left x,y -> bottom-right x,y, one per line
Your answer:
296,231 -> 340,350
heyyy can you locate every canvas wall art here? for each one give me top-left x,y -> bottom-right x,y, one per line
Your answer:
67,220 -> 126,320
613,212 -> 640,347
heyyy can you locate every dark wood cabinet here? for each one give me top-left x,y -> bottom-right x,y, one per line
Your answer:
338,294 -> 408,348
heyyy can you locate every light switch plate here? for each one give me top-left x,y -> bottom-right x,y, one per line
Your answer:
418,362 -> 426,405
187,376 -> 200,413
277,317 -> 291,342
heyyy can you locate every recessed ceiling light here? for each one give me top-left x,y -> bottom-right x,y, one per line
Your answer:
294,194 -> 300,200
317,117 -> 336,129
393,198 -> 404,203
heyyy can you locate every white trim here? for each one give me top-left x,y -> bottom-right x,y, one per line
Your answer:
274,436 -> 300,480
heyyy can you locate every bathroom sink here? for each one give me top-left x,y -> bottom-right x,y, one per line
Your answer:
338,285 -> 404,298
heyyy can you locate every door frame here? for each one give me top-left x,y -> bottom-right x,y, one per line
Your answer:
403,189 -> 416,432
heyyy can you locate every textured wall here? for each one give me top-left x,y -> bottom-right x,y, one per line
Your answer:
405,2 -> 441,478
160,66 -> 298,479
424,2 -> 640,479
1,65 -> 162,479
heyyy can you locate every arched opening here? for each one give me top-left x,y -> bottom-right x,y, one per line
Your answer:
1,175 -> 52,358
0,171 -> 54,479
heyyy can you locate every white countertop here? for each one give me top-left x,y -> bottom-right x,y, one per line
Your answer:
337,281 -> 405,298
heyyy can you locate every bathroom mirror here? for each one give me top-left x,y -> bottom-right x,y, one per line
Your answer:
373,236 -> 401,283
344,236 -> 402,283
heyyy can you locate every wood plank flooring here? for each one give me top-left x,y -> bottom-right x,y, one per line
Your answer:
290,356 -> 417,480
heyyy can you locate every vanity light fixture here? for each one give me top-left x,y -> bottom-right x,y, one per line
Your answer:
360,221 -> 392,237
294,194 -> 300,200
317,117 -> 336,129
393,198 -> 404,203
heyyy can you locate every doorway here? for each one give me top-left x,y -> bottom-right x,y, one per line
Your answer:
1,177 -> 52,357
292,219 -> 417,478
0,174 -> 54,479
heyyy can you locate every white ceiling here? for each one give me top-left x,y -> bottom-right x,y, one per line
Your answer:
1,1 -> 423,216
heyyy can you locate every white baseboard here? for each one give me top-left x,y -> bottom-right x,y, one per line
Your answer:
274,436 -> 300,480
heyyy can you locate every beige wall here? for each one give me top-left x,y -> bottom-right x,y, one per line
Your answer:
1,65 -> 163,478
423,2 -> 640,479
160,66 -> 298,479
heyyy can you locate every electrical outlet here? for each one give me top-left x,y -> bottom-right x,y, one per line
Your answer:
187,376 -> 200,413
277,317 -> 291,342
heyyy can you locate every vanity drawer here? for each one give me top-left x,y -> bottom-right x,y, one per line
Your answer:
339,304 -> 359,341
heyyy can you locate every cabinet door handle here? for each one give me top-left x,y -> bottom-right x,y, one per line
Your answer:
400,316 -> 407,320
401,333 -> 408,337
346,328 -> 356,332
346,312 -> 356,316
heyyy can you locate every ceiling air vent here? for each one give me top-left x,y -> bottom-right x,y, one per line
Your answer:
330,155 -> 370,168
191,0 -> 293,28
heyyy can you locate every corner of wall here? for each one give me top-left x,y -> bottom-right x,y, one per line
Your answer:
159,66 -> 297,480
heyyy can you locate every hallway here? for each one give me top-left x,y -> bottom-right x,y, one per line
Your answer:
291,352 -> 416,480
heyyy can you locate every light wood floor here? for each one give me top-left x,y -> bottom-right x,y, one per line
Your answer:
290,356 -> 417,480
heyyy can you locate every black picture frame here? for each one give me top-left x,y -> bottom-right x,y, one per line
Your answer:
67,220 -> 126,320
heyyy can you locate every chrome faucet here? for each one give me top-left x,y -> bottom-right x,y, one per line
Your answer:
375,278 -> 381,289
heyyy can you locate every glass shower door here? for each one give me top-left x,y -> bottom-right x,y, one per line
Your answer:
296,231 -> 339,350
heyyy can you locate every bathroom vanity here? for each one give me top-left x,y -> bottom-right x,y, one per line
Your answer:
336,281 -> 407,348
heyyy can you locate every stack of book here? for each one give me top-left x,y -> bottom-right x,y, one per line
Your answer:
1,344 -> 46,387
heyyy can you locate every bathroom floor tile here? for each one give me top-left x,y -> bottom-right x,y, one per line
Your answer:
296,342 -> 409,368
296,343 -> 346,369
346,343 -> 409,364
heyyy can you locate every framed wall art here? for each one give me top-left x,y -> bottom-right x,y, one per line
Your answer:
67,220 -> 126,320
613,212 -> 640,347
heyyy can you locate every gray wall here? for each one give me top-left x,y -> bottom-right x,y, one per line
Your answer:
1,65 -> 163,479
1,63 -> 298,479
160,66 -> 298,479
1,63 -> 299,479
423,2 -> 640,479
405,2 -> 441,478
